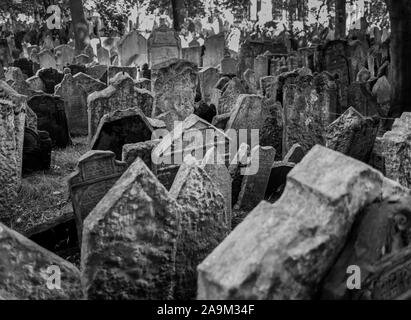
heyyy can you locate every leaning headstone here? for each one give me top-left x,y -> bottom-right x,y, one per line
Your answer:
55,72 -> 88,136
197,145 -> 385,299
372,75 -> 392,105
356,67 -> 371,82
170,161 -> 228,300
382,113 -> 411,189
68,150 -> 127,242
283,143 -> 305,164
91,108 -> 154,160
260,75 -> 278,99
326,107 -> 380,162
118,30 -> 148,67
122,139 -> 161,169
243,68 -> 257,93
182,45 -> 202,67
38,49 -> 56,70
254,55 -> 269,88
152,59 -> 197,122
0,223 -> 81,299
54,44 -> 75,71
148,22 -> 181,68
107,66 -> 137,81
218,77 -> 247,114
260,98 -> 284,160
86,64 -> 108,81
0,81 -> 26,216
74,53 -> 92,66
27,94 -> 71,147
265,161 -> 295,203
203,33 -> 225,68
37,68 -> 64,94
198,67 -> 219,104
26,75 -> 45,92
221,57 -> 238,76
234,146 -> 276,212
81,159 -> 181,299
73,72 -> 107,95
97,46 -> 110,65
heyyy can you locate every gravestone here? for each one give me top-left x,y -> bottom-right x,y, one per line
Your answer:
86,64 -> 108,81
135,77 -> 151,91
221,57 -> 238,76
284,143 -> 305,164
198,67 -> 219,104
182,45 -> 202,67
260,98 -> 284,160
0,223 -> 81,299
25,106 -> 37,131
97,46 -> 110,65
347,82 -> 379,116
243,68 -> 257,93
265,161 -> 295,203
73,72 -> 107,95
382,113 -> 411,189
326,107 -> 380,162
38,49 -> 56,70
74,54 -> 92,66
13,58 -> 34,78
22,128 -> 52,174
55,72 -> 88,136
26,75 -> 45,92
91,108 -> 154,160
54,45 -> 75,71
254,55 -> 269,88
68,150 -> 127,242
218,77 -> 247,114
170,160 -> 228,300
282,72 -> 338,156
148,22 -> 181,68
260,75 -> 278,99
0,81 -> 26,216
197,145 -> 385,299
37,68 -> 63,94
152,60 -> 197,122
203,33 -> 225,68
134,87 -> 154,118
107,66 -> 137,81
234,146 -> 276,212
10,69 -> 32,97
372,75 -> 392,105
122,139 -> 161,168
118,30 -> 148,67
27,94 -> 71,147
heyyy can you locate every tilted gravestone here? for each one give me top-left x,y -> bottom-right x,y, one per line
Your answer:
118,30 -> 148,67
68,150 -> 127,243
221,57 -> 238,76
122,139 -> 161,169
326,107 -> 380,163
381,113 -> 411,189
265,161 -> 295,203
152,59 -> 198,122
0,222 -> 82,299
86,64 -> 108,81
197,145 -> 386,300
198,67 -> 219,105
55,72 -> 88,136
217,77 -> 247,114
37,68 -> 64,94
107,66 -> 137,82
54,44 -> 75,71
0,81 -> 26,217
73,72 -> 107,96
97,46 -> 110,66
81,158 -> 228,299
90,108 -> 154,160
26,75 -> 45,92
38,49 -> 56,70
27,94 -> 71,148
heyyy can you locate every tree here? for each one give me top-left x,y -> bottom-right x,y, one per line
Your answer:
69,0 -> 89,53
385,0 -> 411,117
335,0 -> 346,39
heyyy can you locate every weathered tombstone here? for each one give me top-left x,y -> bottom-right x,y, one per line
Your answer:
37,68 -> 64,94
348,40 -> 368,83
73,72 -> 106,95
198,67 -> 219,104
356,67 -> 371,82
260,75 -> 278,99
55,72 -> 88,136
254,55 -> 269,88
68,150 -> 127,242
203,33 -> 225,68
148,22 -> 181,68
118,30 -> 148,67
10,68 -> 32,97
135,77 -> 151,91
197,145 -> 385,299
326,107 -> 380,162
220,57 -> 238,76
86,64 -> 108,81
81,159 -> 182,299
170,160 -> 228,299
91,108 -> 154,160
54,44 -> 75,71
182,45 -> 202,67
25,106 -> 38,131
243,68 -> 257,93
66,64 -> 87,76
347,82 -> 379,116
265,161 -> 295,203
234,146 -> 276,212
152,59 -> 197,122
382,113 -> 411,189
13,58 -> 34,79
218,77 -> 247,114
122,139 -> 161,168
74,53 -> 92,66
0,223 -> 81,299
38,49 -> 56,70
97,46 -> 110,66
134,87 -> 154,118
107,66 -> 137,81
260,98 -> 284,160
0,81 -> 26,216
282,72 -> 338,156
201,147 -> 232,228
26,75 -> 45,92
372,75 -> 392,105
27,94 -> 71,147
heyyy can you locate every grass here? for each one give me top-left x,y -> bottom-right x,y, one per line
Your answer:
9,136 -> 89,236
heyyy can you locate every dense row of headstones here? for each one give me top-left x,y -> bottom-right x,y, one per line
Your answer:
0,24 -> 410,300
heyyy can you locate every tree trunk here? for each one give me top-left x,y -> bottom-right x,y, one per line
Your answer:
171,0 -> 185,31
68,0 -> 88,53
386,0 -> 411,118
335,0 -> 346,39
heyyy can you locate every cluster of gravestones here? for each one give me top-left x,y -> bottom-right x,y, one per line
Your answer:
0,20 -> 411,300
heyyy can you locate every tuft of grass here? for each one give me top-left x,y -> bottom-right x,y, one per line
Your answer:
10,136 -> 89,235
